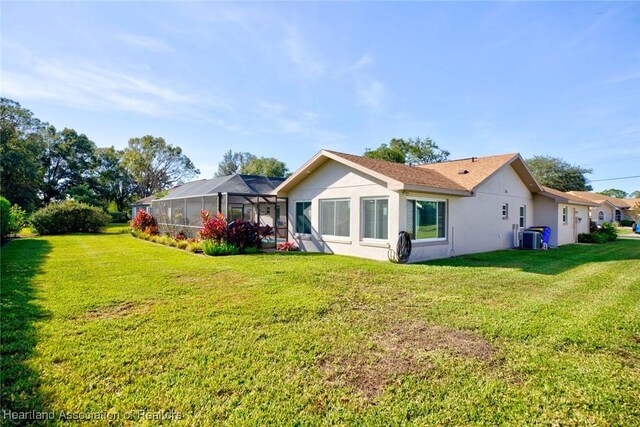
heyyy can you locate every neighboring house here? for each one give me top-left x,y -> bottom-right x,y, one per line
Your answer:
566,191 -> 640,224
273,150 -> 585,262
533,187 -> 596,247
131,195 -> 158,218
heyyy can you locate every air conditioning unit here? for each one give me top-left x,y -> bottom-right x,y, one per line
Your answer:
519,231 -> 541,250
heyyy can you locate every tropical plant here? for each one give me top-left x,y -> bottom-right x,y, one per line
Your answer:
201,240 -> 239,256
198,210 -> 227,243
130,210 -> 158,235
276,241 -> 299,251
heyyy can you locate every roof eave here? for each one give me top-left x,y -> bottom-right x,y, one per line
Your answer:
397,183 -> 472,196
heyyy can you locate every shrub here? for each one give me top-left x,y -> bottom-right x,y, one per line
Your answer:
186,242 -> 202,253
619,219 -> 635,227
109,211 -> 129,223
277,241 -> 299,251
130,210 -> 158,235
201,240 -> 238,256
599,222 -> 618,241
243,246 -> 260,254
0,197 -> 10,237
8,205 -> 28,235
30,201 -> 110,235
589,221 -> 598,233
578,233 -> 608,244
198,211 -> 227,243
175,231 -> 187,241
176,240 -> 189,250
227,220 -> 273,252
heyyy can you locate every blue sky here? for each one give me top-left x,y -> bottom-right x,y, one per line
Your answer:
2,1 -> 639,193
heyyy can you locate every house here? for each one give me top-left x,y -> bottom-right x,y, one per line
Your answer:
131,195 -> 158,218
533,187 -> 596,247
149,175 -> 287,243
272,150 -> 593,262
566,191 -> 640,224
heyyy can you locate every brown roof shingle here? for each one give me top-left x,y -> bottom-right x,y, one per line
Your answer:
416,153 -> 518,191
326,151 -> 469,192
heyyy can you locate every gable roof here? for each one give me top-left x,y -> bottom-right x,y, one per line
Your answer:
417,153 -> 542,192
565,191 -> 637,209
159,175 -> 286,200
274,150 -> 542,196
538,186 -> 599,206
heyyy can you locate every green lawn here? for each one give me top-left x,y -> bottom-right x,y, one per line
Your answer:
2,226 -> 640,425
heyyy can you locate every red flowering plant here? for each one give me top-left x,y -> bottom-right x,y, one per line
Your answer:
130,210 -> 158,235
198,210 -> 227,243
277,241 -> 298,251
175,231 -> 187,241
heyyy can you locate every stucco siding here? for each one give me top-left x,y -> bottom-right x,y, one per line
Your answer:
533,195 -> 559,246
285,160 -> 397,261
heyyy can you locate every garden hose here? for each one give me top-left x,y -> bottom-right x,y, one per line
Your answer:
388,231 -> 412,264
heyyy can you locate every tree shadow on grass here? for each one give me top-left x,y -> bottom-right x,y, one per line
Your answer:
1,238 -> 52,418
422,240 -> 640,275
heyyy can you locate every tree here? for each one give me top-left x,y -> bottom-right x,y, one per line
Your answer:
629,190 -> 640,199
215,150 -> 256,177
598,189 -> 628,199
93,147 -> 136,211
40,127 -> 97,204
66,184 -> 106,210
525,155 -> 593,192
240,157 -> 288,177
364,137 -> 450,165
0,98 -> 46,211
122,135 -> 200,198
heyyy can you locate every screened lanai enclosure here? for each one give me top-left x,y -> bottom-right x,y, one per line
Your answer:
150,175 -> 288,247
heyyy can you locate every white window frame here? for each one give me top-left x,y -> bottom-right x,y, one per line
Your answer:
502,203 -> 509,220
294,200 -> 312,235
562,206 -> 568,224
598,211 -> 604,221
407,198 -> 448,242
519,205 -> 526,228
361,197 -> 389,241
319,198 -> 350,238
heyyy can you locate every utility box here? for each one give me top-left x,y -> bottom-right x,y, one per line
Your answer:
519,231 -> 541,250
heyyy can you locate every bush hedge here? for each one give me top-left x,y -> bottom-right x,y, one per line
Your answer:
0,197 -> 10,237
619,219 -> 635,227
578,233 -> 608,244
31,200 -> 111,235
109,211 -> 129,223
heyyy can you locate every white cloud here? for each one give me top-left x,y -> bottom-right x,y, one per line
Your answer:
1,43 -> 203,117
350,52 -> 374,71
116,33 -> 173,52
357,80 -> 385,108
283,26 -> 325,77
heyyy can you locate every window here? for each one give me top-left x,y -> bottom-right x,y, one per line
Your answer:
562,206 -> 568,224
615,210 -> 621,222
502,203 -> 509,219
519,205 -> 526,228
406,199 -> 447,240
320,199 -> 350,237
598,211 -> 604,221
362,198 -> 388,240
295,201 -> 311,234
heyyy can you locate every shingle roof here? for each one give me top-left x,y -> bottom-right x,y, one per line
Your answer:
540,186 -> 598,206
131,195 -> 158,206
326,151 -> 469,192
416,153 -> 518,191
566,191 -> 637,209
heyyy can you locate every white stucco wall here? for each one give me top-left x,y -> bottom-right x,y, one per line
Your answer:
532,195 -> 560,247
286,160 -> 539,262
285,161 -> 398,261
591,203 -> 615,224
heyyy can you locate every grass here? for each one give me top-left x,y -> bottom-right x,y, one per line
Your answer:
1,225 -> 639,425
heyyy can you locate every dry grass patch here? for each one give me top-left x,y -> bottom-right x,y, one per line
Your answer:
320,320 -> 496,397
82,301 -> 153,320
